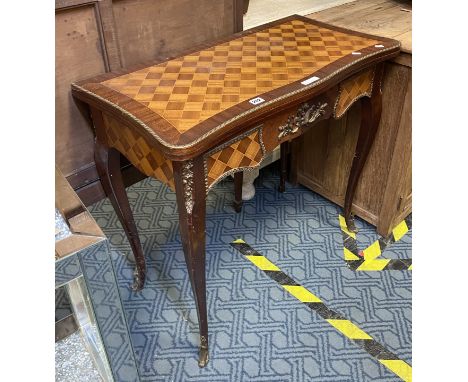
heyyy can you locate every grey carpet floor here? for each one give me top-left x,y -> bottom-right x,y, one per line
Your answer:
81,162 -> 411,381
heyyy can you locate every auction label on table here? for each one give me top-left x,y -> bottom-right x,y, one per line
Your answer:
301,76 -> 320,85
249,97 -> 265,105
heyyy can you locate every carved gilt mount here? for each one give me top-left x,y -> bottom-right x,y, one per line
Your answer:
182,161 -> 194,214
278,101 -> 328,140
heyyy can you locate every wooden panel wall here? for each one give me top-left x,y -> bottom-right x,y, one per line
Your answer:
55,0 -> 240,205
113,0 -> 235,67
55,2 -> 110,190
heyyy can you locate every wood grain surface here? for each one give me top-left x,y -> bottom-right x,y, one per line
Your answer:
309,0 -> 411,53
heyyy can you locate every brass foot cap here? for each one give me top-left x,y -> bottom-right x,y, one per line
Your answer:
345,216 -> 358,234
198,347 -> 209,368
131,269 -> 145,291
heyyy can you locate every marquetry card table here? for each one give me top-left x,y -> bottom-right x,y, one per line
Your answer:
72,15 -> 400,367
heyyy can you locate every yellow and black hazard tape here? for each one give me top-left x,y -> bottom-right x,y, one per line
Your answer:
340,214 -> 412,271
231,239 -> 412,382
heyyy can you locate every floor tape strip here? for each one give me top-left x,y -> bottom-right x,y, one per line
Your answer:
231,239 -> 412,382
340,214 -> 412,271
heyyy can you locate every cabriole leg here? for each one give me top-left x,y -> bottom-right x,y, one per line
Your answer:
173,158 -> 209,367
92,108 -> 147,291
343,64 -> 384,231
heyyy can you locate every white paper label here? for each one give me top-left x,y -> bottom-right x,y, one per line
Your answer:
249,97 -> 265,105
301,76 -> 320,86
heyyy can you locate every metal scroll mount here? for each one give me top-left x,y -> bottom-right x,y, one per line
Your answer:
278,101 -> 328,140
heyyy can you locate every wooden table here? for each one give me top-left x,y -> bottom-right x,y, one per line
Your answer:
72,15 -> 399,367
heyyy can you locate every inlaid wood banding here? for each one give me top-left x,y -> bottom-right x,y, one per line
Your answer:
334,68 -> 376,119
204,127 -> 265,190
102,115 -> 175,190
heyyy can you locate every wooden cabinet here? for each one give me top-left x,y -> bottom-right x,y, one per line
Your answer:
294,0 -> 412,236
55,0 -> 243,205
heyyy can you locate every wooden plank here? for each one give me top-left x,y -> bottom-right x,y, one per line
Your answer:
112,0 -> 235,67
55,4 -> 108,177
330,6 -> 411,44
392,52 -> 411,68
71,164 -> 146,206
296,173 -> 380,226
56,0 -> 97,10
353,63 -> 410,218
66,163 -> 99,190
378,71 -> 412,234
73,178 -> 106,207
234,0 -> 244,32
296,120 -> 325,185
97,0 -> 122,71
296,114 -> 355,199
307,0 -> 391,23
394,30 -> 412,54
308,0 -> 412,53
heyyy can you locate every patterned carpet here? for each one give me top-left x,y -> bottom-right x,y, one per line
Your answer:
88,163 -> 411,382
55,287 -> 72,322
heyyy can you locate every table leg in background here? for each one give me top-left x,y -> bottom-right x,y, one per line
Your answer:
234,171 -> 243,212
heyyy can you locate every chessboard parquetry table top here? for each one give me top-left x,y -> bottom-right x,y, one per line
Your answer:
70,15 -> 402,368
72,15 -> 400,154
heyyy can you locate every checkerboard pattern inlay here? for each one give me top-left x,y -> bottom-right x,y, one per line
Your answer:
334,68 -> 375,118
103,114 -> 175,190
206,130 -> 264,188
102,19 -> 379,134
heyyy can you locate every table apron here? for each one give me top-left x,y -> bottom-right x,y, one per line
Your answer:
95,66 -> 377,195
